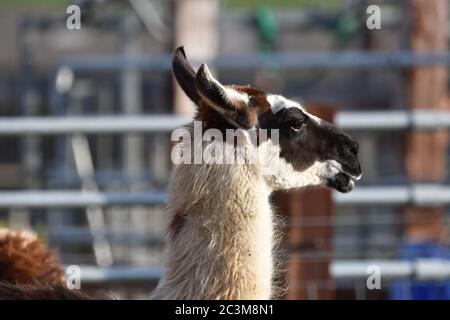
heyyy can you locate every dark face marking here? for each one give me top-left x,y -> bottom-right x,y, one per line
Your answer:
258,105 -> 361,193
307,119 -> 361,177
259,107 -> 315,171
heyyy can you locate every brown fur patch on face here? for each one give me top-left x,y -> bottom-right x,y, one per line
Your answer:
195,100 -> 231,132
231,85 -> 271,113
230,85 -> 265,97
0,229 -> 65,286
249,95 -> 271,113
168,211 -> 187,239
195,99 -> 258,131
194,85 -> 270,132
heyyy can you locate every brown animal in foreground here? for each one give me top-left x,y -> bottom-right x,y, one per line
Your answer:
0,229 -> 97,299
0,281 -> 94,300
0,229 -> 64,285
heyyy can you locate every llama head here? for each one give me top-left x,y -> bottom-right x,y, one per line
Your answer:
172,46 -> 361,193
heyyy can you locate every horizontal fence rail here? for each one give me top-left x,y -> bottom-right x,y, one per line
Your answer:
50,227 -> 163,245
0,115 -> 192,135
70,265 -> 162,284
1,111 -> 450,135
56,52 -> 450,72
331,259 -> 450,280
334,184 -> 450,206
67,259 -> 450,284
0,191 -> 167,208
0,185 -> 449,208
335,110 -> 450,130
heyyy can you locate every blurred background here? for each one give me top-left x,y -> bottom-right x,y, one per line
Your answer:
1,0 -> 450,300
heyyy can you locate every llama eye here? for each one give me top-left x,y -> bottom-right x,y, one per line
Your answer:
290,123 -> 304,133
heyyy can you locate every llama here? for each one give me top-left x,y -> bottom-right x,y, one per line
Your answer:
0,229 -> 105,300
0,229 -> 90,300
149,47 -> 361,300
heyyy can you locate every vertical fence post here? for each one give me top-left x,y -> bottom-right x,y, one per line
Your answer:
172,0 -> 219,115
404,0 -> 448,243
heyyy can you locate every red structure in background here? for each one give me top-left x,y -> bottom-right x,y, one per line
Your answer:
404,0 -> 448,248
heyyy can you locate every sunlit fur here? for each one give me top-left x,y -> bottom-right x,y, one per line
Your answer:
150,126 -> 280,299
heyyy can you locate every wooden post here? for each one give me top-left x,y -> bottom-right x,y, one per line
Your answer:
172,0 -> 219,115
404,0 -> 448,242
274,106 -> 336,300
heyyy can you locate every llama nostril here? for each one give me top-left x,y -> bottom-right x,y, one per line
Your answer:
350,143 -> 359,155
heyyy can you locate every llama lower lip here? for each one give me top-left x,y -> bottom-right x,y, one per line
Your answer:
326,172 -> 354,193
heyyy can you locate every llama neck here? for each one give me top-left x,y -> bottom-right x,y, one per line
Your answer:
152,163 -> 275,300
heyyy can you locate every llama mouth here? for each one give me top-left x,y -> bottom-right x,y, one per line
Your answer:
326,172 -> 356,193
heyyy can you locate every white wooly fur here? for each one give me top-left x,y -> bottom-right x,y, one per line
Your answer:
225,87 -> 249,104
260,139 -> 342,190
151,127 -> 276,299
267,94 -> 324,125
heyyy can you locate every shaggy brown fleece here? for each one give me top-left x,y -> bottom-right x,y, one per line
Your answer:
0,229 -> 65,285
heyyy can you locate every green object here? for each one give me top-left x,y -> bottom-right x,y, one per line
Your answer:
0,0 -> 66,8
335,14 -> 358,45
254,6 -> 278,53
225,0 -> 339,10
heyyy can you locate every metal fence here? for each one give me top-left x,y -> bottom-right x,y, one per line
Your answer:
1,110 -> 450,288
1,184 -> 450,208
1,111 -> 450,208
1,110 -> 450,135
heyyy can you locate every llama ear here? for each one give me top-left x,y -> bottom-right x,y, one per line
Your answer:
195,64 -> 255,129
172,46 -> 201,104
195,64 -> 241,111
